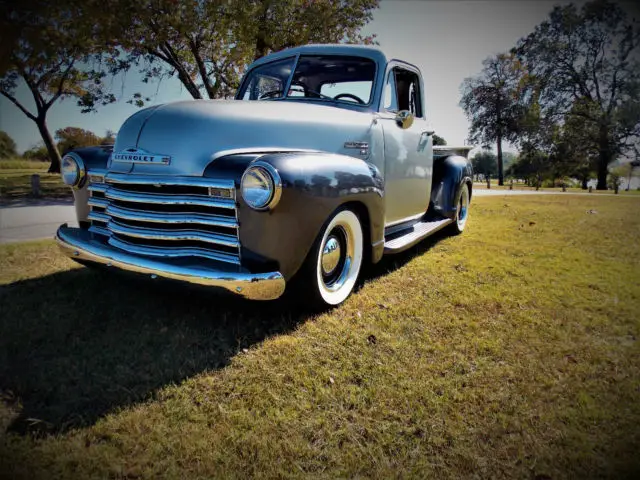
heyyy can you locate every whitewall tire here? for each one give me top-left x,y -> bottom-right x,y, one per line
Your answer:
302,209 -> 364,307
451,183 -> 470,235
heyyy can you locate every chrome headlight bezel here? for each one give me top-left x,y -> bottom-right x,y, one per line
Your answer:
240,161 -> 282,211
61,153 -> 86,189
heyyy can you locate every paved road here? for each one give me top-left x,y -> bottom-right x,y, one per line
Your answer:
0,201 -> 77,244
473,189 -> 626,197
0,190 -> 634,244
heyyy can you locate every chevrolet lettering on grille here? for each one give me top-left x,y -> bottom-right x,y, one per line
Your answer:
112,148 -> 171,165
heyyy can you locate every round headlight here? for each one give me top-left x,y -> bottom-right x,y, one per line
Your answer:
61,153 -> 85,188
240,161 -> 282,210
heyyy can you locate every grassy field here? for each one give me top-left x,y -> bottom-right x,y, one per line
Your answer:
1,195 -> 639,479
0,159 -> 69,203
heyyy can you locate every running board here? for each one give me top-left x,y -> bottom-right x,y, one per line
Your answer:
384,217 -> 453,254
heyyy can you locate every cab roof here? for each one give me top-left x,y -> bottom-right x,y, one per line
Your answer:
250,44 -> 391,69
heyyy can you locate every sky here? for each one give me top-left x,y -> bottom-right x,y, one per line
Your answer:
0,0 -> 594,154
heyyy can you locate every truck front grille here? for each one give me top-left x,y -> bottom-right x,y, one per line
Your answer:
87,172 -> 240,265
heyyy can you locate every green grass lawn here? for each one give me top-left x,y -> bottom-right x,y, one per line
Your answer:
0,160 -> 70,203
1,195 -> 639,479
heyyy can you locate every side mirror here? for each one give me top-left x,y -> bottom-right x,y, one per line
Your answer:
395,110 -> 414,129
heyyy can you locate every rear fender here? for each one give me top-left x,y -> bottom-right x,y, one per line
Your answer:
429,155 -> 473,218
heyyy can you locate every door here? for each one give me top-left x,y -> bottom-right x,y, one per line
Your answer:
380,65 -> 433,226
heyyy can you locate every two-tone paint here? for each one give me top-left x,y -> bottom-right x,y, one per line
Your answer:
57,44 -> 473,300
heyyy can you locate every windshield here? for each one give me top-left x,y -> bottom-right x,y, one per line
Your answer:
238,55 -> 376,106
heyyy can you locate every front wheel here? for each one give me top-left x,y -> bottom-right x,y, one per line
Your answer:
297,209 -> 364,307
450,183 -> 470,235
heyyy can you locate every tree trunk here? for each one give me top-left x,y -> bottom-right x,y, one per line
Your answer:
496,133 -> 504,186
36,116 -> 61,173
596,154 -> 611,190
581,176 -> 588,190
596,127 -> 612,190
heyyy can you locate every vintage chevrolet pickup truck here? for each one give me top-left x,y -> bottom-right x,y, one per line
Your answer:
56,44 -> 473,306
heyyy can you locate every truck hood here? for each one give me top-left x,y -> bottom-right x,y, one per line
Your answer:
112,100 -> 378,177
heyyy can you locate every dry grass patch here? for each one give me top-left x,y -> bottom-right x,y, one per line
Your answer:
1,195 -> 639,479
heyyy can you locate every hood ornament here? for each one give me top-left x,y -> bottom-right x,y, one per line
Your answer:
112,147 -> 171,165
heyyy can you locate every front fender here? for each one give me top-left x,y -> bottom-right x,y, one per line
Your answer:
204,151 -> 385,279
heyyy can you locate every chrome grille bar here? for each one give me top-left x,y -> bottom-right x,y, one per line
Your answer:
108,221 -> 239,248
108,237 -> 241,265
105,204 -> 238,228
88,198 -> 109,209
88,184 -> 108,194
105,173 -> 235,191
105,188 -> 236,208
88,211 -> 110,223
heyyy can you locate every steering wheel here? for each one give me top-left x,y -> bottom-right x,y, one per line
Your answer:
333,93 -> 365,104
259,89 -> 282,100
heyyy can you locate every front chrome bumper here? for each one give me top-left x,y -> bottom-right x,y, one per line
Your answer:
55,225 -> 286,300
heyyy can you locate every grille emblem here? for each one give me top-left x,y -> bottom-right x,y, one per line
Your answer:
112,148 -> 171,165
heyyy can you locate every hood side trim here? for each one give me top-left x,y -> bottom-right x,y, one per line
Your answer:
211,147 -> 323,162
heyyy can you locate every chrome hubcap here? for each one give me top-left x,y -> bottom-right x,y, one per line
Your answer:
321,236 -> 341,275
320,225 -> 351,291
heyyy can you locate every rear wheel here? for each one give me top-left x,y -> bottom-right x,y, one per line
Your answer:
297,209 -> 364,307
450,183 -> 470,235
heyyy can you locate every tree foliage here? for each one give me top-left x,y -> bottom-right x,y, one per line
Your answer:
101,0 -> 379,103
0,0 -> 117,172
513,0 -> 640,189
0,130 -> 17,158
55,127 -> 102,154
22,143 -> 50,161
432,134 -> 447,146
471,150 -> 497,178
459,52 -> 530,186
100,129 -> 116,145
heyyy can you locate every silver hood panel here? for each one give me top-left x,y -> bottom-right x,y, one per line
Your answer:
112,100 -> 378,177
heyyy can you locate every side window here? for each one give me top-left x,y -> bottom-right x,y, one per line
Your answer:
383,71 -> 398,111
387,67 -> 423,118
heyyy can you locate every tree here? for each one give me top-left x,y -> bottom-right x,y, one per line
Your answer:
100,129 -> 116,145
0,0 -> 116,173
554,105 -> 599,188
55,127 -> 101,155
514,0 -> 640,189
22,143 -> 49,161
102,0 -> 379,103
471,150 -> 497,180
248,0 -> 379,60
432,134 -> 447,146
508,147 -> 548,188
460,52 -> 529,186
502,151 -> 517,171
0,130 -> 17,158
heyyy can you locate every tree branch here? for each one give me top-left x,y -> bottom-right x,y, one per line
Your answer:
0,89 -> 36,120
188,35 -> 215,98
44,59 -> 76,110
20,72 -> 48,113
158,41 -> 202,99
